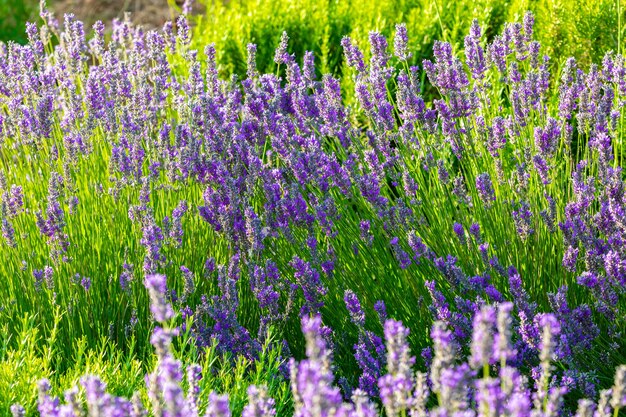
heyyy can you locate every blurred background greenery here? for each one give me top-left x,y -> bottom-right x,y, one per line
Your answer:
0,0 -> 38,43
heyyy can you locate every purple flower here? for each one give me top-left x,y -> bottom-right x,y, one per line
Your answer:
344,291 -> 386,397
35,172 -> 69,261
452,175 -> 473,207
180,265 -> 195,302
192,258 -> 260,360
169,200 -> 188,248
344,290 -> 365,326
535,313 -> 561,405
563,246 -> 579,272
476,173 -> 496,207
494,302 -> 516,364
9,404 -> 25,417
43,266 -> 54,290
144,274 -> 174,323
176,14 -> 190,46
533,154 -> 551,185
204,257 -> 216,277
140,212 -> 166,274
290,316 -> 349,417
465,19 -> 487,79
1,214 -> 15,248
408,231 -> 431,263
341,36 -> 366,73
437,160 -> 449,185
453,222 -> 466,245
374,301 -> 387,324
360,220 -> 374,247
430,321 -> 457,394
182,0 -> 193,15
206,392 -> 231,417
290,256 -> 327,316
119,262 -> 133,294
390,236 -> 411,269
33,269 -> 45,292
274,32 -> 290,65
397,67 -> 426,124
243,386 -> 276,417
378,320 -> 415,416
470,305 -> 496,370
487,117 -> 507,156
246,43 -> 259,80
534,117 -> 561,157
250,260 -> 288,336
7,185 -> 24,217
369,31 -> 390,70
512,201 -> 534,239
394,23 -> 411,61
81,276 -> 91,291
577,271 -> 599,288
469,223 -> 482,243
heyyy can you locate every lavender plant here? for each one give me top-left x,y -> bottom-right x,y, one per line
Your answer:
1,2 -> 626,416
13,288 -> 626,417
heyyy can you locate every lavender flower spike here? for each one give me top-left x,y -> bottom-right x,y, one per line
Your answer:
394,23 -> 412,61
206,392 -> 231,417
9,404 -> 25,417
476,173 -> 496,207
470,305 -> 496,372
243,386 -> 276,417
290,315 -> 353,416
378,319 -> 415,417
144,274 -> 174,323
610,365 -> 626,412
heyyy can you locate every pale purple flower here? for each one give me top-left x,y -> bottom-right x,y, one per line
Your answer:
243,386 -> 276,417
206,392 -> 231,417
470,305 -> 496,370
379,320 -> 415,416
344,290 -> 365,327
274,32 -> 290,65
144,274 -> 174,323
394,23 -> 412,61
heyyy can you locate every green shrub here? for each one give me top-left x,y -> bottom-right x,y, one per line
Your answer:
193,0 -> 625,86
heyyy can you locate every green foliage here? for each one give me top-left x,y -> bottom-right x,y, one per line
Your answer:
193,0 -> 626,90
0,0 -> 38,44
510,0 -> 625,66
0,316 -> 51,413
194,0 -> 507,82
0,314 -> 291,416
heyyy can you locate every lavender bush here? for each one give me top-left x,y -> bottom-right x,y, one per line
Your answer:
1,1 -> 626,414
13,277 -> 626,417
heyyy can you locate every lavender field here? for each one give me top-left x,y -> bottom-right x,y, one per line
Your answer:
2,0 -> 626,415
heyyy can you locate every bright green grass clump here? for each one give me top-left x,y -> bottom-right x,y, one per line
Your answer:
193,0 -> 625,94
0,312 -> 291,415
